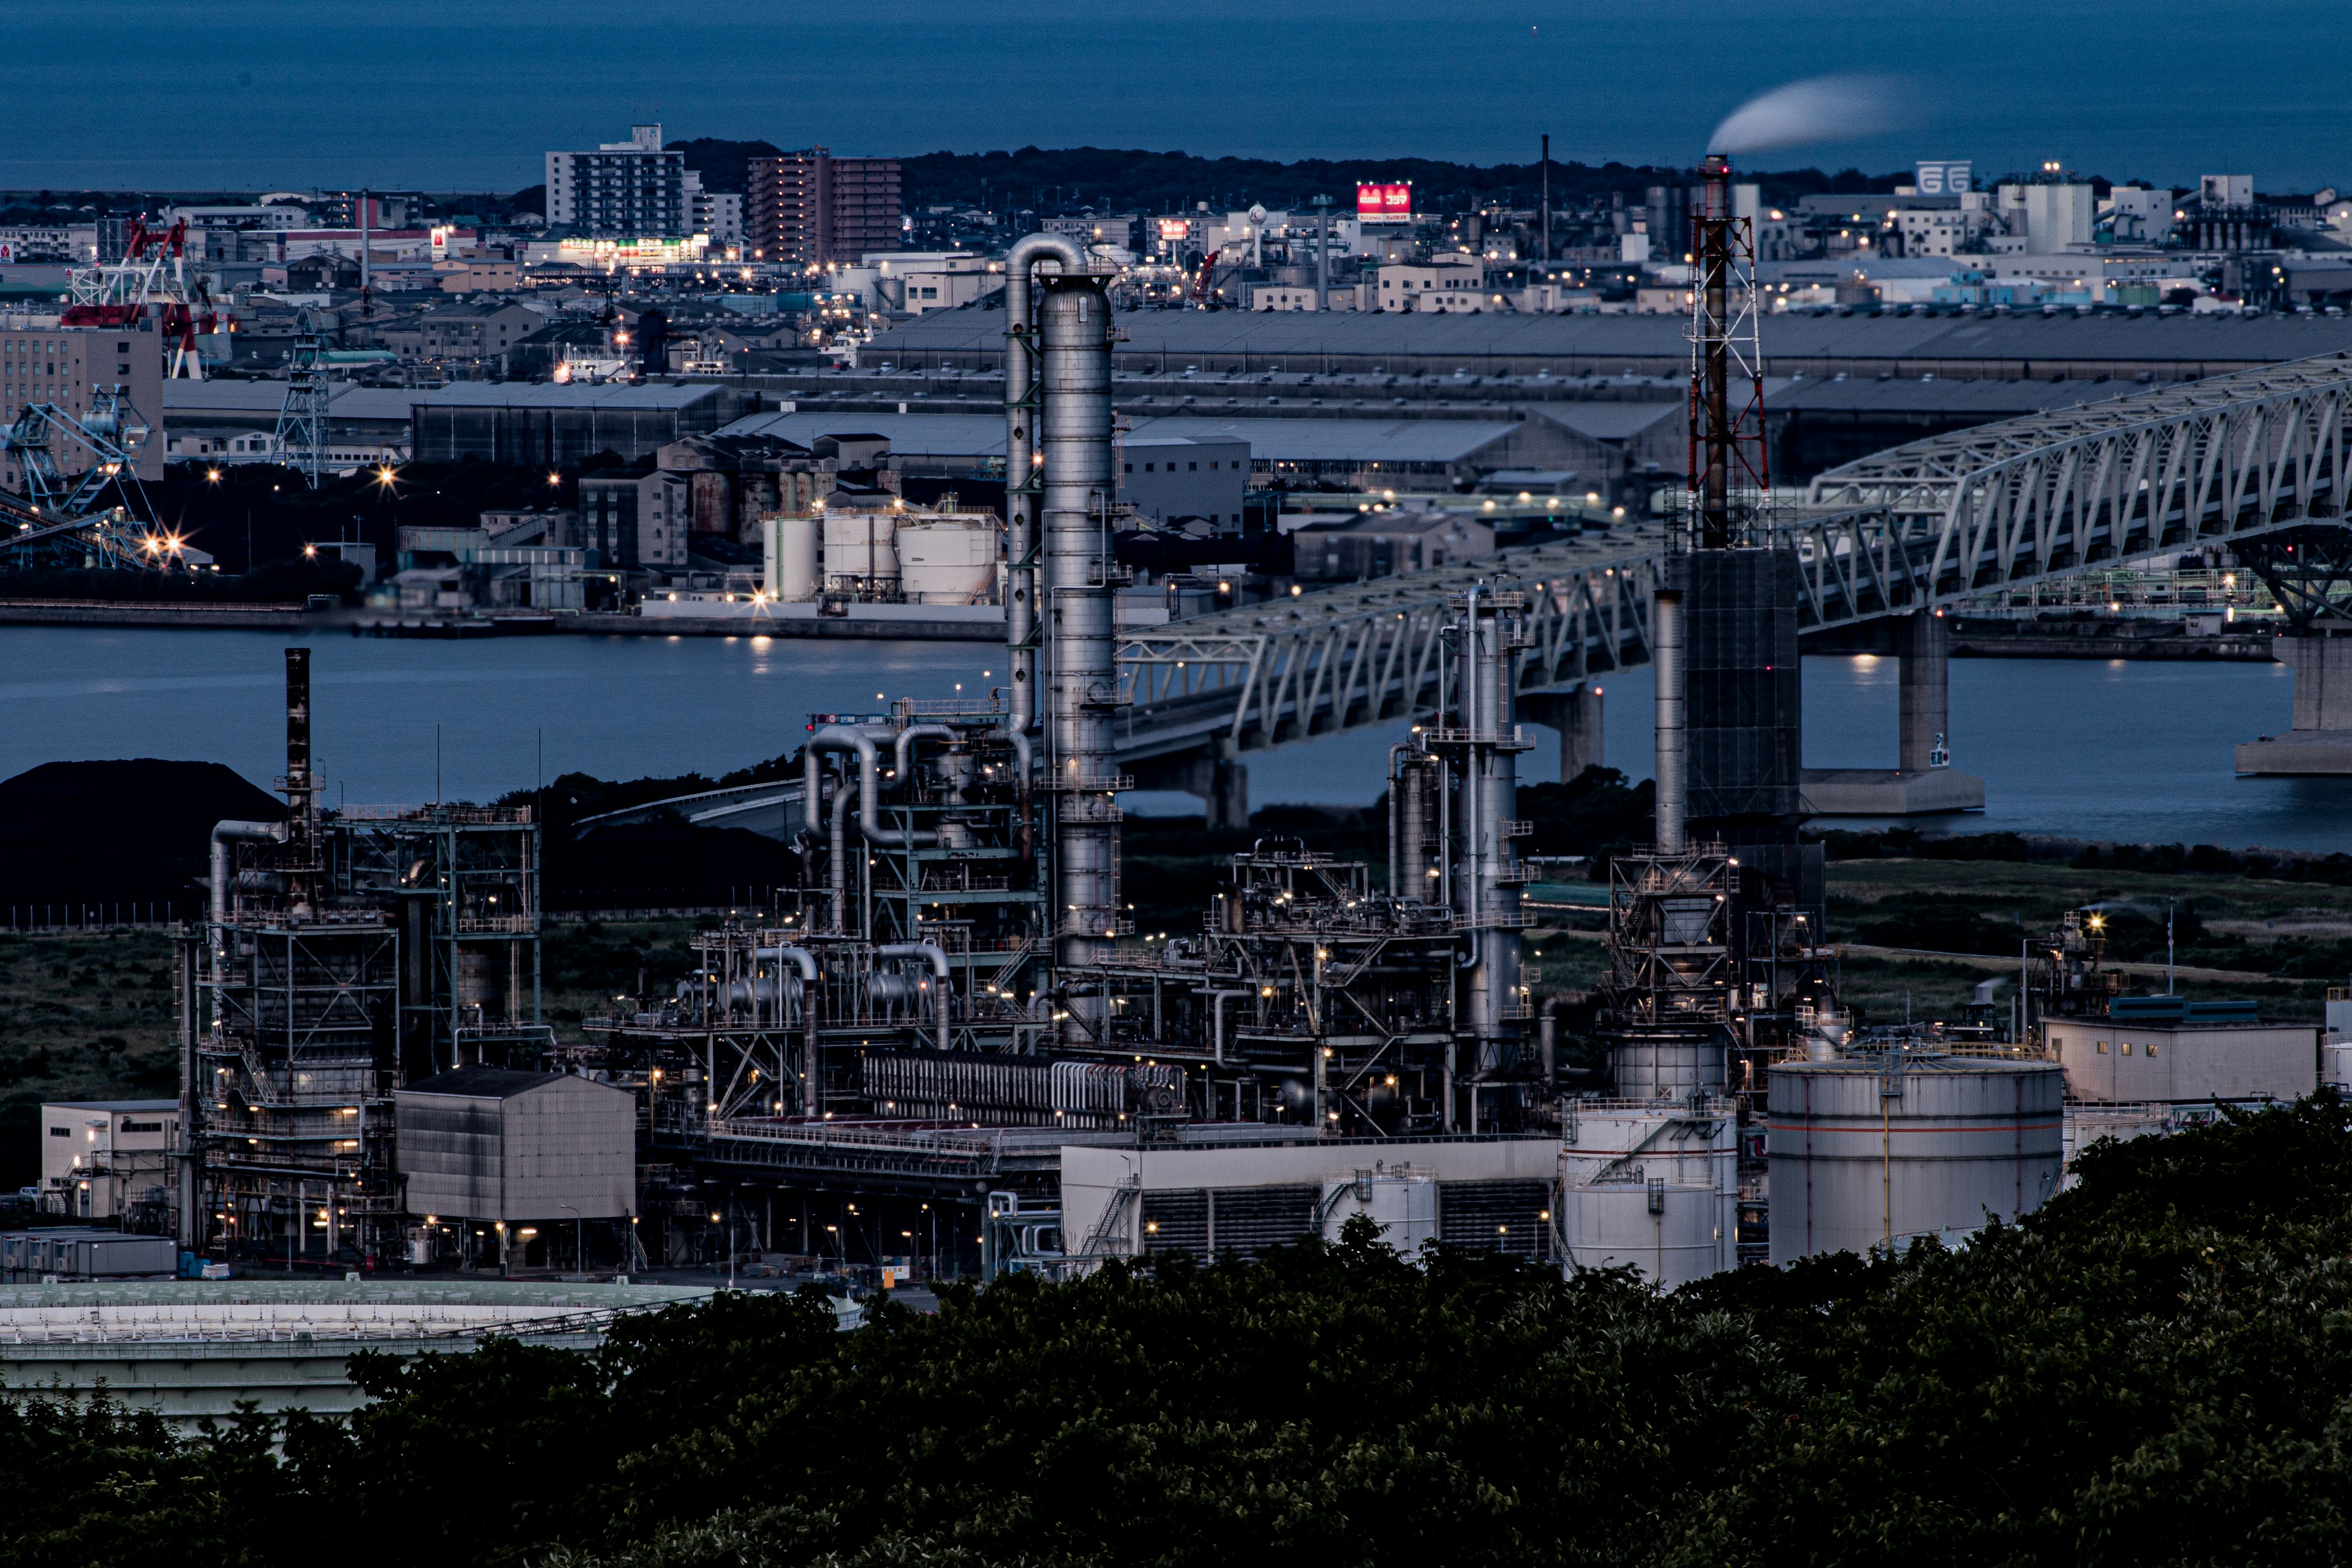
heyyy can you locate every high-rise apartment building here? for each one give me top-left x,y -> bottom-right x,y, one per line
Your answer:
747,149 -> 902,265
546,125 -> 688,238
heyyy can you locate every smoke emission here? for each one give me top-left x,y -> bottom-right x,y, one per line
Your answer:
1708,76 -> 1903,156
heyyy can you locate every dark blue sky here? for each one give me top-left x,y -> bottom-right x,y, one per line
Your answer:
7,1 -> 2346,191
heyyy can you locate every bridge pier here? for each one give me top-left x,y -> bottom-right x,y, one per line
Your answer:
2237,633 -> 2352,773
1517,684 -> 1604,782
1133,741 -> 1251,831
1800,609 -> 1986,816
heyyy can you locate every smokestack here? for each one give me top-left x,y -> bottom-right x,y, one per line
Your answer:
1693,154 -> 1734,551
1653,589 -> 1686,853
283,647 -> 318,916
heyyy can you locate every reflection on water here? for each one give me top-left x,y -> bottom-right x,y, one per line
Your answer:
2,630 -> 2342,854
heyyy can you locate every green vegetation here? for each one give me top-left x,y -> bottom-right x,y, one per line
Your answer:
9,1098 -> 2352,1565
0,930 -> 179,1188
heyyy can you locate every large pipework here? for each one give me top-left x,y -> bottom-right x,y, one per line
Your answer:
756,945 -> 822,1114
1653,588 -> 1686,854
875,943 -> 953,1052
1003,234 -> 1088,747
807,725 -> 938,854
207,820 -> 284,1029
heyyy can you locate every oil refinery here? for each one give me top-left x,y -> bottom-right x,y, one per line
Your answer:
159,196 -> 2323,1292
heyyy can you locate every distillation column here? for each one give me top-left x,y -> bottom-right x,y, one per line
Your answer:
1036,259 -> 1125,1039
1446,590 -> 1530,1127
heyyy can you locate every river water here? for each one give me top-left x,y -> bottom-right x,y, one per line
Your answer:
1,628 -> 2344,853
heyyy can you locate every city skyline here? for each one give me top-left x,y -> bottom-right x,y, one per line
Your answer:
2,0 -> 2347,190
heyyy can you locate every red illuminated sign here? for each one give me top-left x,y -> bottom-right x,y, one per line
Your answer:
1357,183 -> 1412,223
1156,217 -> 1191,242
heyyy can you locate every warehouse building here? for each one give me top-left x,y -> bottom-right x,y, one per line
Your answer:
862,307 -> 2352,384
410,382 -> 759,466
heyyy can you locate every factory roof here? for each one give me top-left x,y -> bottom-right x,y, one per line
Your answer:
408,381 -> 728,410
397,1067 -> 573,1099
868,306 -> 2352,368
1534,402 -> 1683,439
41,1099 -> 177,1114
159,380 -> 418,422
719,410 -> 1008,458
1762,375 -> 2155,416
1128,415 -> 1515,462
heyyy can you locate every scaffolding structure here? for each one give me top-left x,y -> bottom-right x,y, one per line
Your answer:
179,651 -> 541,1265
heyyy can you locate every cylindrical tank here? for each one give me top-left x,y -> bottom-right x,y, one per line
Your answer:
1768,1054 -> 2063,1265
1320,1170 -> 1439,1251
1613,1033 -> 1725,1099
766,514 -> 820,600
897,517 -> 1001,603
455,949 -> 500,1018
822,508 -> 899,591
1559,1101 -> 1737,1286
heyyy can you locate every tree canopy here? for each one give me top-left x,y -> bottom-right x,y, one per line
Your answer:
7,1095 -> 2351,1566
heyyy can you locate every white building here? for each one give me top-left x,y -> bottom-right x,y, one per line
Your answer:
40,1099 -> 178,1220
1998,183 -> 2097,254
1374,259 -> 1490,312
1248,284 -> 1358,311
687,177 -> 743,249
545,124 -> 689,238
2105,186 -> 2176,244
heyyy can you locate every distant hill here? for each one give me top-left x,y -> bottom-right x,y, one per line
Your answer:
0,760 -> 284,914
895,146 -> 1909,215
672,137 -> 785,195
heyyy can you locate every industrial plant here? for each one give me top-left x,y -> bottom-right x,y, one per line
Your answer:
151,202 -> 2329,1294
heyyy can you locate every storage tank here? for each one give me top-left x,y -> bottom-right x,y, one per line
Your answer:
1769,1052 -> 2063,1265
1319,1167 -> 1438,1251
897,516 -> 1001,603
822,507 -> 899,592
764,514 -> 820,600
1558,1099 -> 1737,1286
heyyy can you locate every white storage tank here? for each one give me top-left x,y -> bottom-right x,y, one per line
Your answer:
763,514 -> 820,601
1769,1052 -> 2063,1265
897,514 -> 1002,604
1558,1099 -> 1738,1286
821,505 -> 899,592
1319,1166 -> 1438,1251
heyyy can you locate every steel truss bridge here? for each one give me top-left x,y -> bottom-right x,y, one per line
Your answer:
1114,352 -> 2352,772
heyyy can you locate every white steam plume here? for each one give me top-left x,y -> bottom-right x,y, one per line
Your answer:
1708,76 -> 1904,156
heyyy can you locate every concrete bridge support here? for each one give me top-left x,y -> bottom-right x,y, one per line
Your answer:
2237,634 -> 2352,773
1800,608 -> 1986,817
1134,741 -> 1250,830
1517,684 -> 1604,783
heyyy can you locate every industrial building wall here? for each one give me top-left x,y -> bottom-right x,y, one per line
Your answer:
499,1079 -> 636,1221
392,1093 -> 507,1219
1682,547 -> 1803,831
1064,1137 -> 1559,1256
2048,1020 -> 2318,1104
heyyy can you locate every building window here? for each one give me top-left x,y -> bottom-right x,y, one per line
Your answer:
2096,1039 -> 2108,1054
2120,1042 -> 2133,1056
2147,1042 -> 2160,1058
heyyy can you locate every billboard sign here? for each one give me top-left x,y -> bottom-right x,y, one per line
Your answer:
1357,183 -> 1412,223
1156,217 -> 1191,243
1913,160 -> 1972,197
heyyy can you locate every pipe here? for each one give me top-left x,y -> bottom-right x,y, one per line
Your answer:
1539,994 -> 1570,1082
1653,588 -> 1686,854
1207,989 -> 1250,1068
876,943 -> 952,1052
829,785 -> 853,932
209,820 -> 283,933
1003,233 -> 1088,748
808,725 -> 937,850
758,946 -> 822,1110
894,723 -> 956,782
